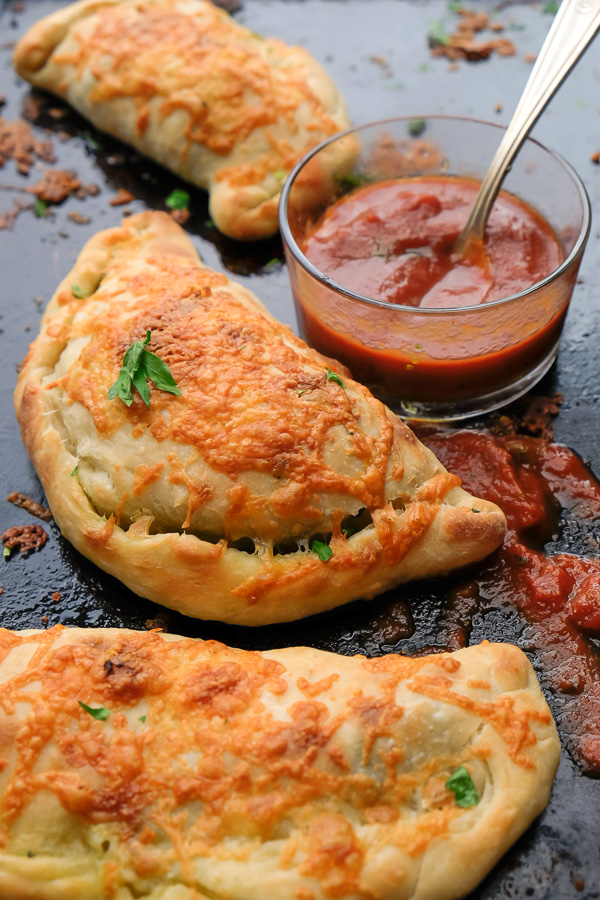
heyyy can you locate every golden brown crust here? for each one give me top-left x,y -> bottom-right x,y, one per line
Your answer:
0,627 -> 560,900
14,212 -> 506,625
13,0 -> 350,240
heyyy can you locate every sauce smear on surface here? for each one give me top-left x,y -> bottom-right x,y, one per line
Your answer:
303,176 -> 563,308
420,427 -> 600,775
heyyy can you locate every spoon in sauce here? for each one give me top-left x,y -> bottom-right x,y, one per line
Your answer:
455,0 -> 600,257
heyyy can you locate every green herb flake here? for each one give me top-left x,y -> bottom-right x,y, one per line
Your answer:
27,851 -> 36,858
408,118 -> 426,137
311,539 -> 333,562
542,0 -> 559,14
273,170 -> 286,180
446,766 -> 479,808
428,20 -> 450,45
108,330 -> 182,408
416,62 -> 430,72
139,715 -> 147,723
471,508 -> 480,513
263,258 -> 280,270
83,130 -> 100,151
33,199 -> 47,218
165,189 -> 190,211
296,387 -> 310,397
334,172 -> 368,191
71,466 -> 79,476
3,546 -> 11,559
447,0 -> 461,12
325,367 -> 345,389
204,219 -> 215,229
78,701 -> 110,721
71,284 -> 87,299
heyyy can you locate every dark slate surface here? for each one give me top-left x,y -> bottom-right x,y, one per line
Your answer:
1,1 -> 600,897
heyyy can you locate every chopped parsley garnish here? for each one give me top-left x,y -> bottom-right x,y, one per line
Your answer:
263,258 -> 280,269
165,189 -> 190,211
273,170 -> 286,180
296,387 -> 310,396
139,715 -> 147,723
542,0 -> 558,13
108,330 -> 182,408
33,199 -> 47,218
78,701 -> 110,721
204,219 -> 215,229
3,546 -> 11,559
27,851 -> 35,858
408,118 -> 426,137
311,539 -> 333,562
428,20 -> 450,45
326,367 -> 345,389
83,130 -> 100,151
71,284 -> 87,299
446,766 -> 479,807
334,172 -> 370,192
471,508 -> 480,513
71,466 -> 79,476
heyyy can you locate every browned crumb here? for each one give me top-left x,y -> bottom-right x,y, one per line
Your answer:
591,151 -> 600,165
0,198 -> 32,230
0,115 -> 55,174
52,591 -> 61,602
169,207 -> 190,225
68,210 -> 91,224
429,9 -> 516,62
48,108 -> 68,120
524,53 -> 537,63
41,616 -> 48,626
21,95 -> 40,122
7,491 -> 52,521
370,54 -> 392,76
2,524 -> 49,554
109,188 -> 135,206
27,168 -> 81,204
145,610 -> 172,632
86,183 -> 100,196
0,588 -> 3,597
495,102 -> 503,113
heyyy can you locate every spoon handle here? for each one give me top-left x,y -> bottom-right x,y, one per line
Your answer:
457,0 -> 600,251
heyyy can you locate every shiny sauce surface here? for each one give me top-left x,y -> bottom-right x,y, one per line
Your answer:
420,428 -> 600,775
303,176 -> 563,309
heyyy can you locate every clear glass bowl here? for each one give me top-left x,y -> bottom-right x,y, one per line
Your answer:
279,116 -> 591,421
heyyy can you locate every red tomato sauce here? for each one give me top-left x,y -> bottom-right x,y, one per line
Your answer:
303,176 -> 563,308
298,177 -> 565,402
419,428 -> 600,775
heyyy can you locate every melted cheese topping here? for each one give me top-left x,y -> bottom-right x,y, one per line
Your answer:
42,223 -> 443,548
53,0 -> 341,170
0,628 -> 556,900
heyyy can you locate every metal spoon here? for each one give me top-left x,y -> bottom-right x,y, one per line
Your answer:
455,0 -> 600,255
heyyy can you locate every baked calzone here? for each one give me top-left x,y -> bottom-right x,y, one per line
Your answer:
14,212 -> 506,625
12,0 -> 350,240
0,626 -> 560,900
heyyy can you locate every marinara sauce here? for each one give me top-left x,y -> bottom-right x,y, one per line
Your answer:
419,427 -> 600,776
299,176 -> 565,401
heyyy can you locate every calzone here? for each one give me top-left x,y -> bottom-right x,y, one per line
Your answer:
14,212 -> 506,625
0,626 -> 560,900
12,0 -> 350,240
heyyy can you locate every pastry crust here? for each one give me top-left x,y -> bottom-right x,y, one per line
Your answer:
12,0 -> 350,240
0,627 -> 560,900
14,212 -> 506,625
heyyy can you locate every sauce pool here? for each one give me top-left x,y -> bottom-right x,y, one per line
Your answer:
297,176 -> 566,403
303,176 -> 563,309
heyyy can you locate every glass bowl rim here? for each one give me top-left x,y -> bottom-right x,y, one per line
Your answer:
279,114 -> 592,316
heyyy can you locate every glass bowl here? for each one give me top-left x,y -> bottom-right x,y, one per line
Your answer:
279,115 -> 591,421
